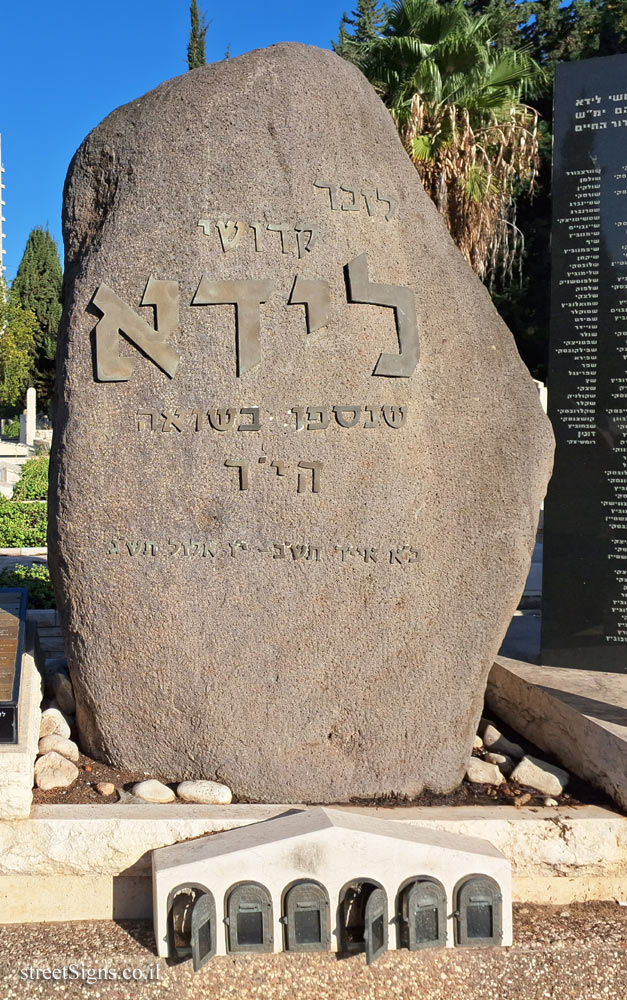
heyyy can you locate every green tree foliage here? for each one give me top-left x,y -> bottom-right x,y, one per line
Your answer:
333,0 -> 387,63
13,457 -> 49,501
188,0 -> 208,69
357,0 -> 543,284
0,281 -> 37,408
11,228 -> 62,409
0,563 -> 55,608
0,496 -> 47,547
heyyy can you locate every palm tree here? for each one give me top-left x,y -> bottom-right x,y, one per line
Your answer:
359,0 -> 543,286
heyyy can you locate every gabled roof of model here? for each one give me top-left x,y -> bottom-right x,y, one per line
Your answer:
153,807 -> 505,871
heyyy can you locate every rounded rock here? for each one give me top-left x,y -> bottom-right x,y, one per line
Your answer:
40,707 -> 72,740
51,671 -> 76,716
544,797 -> 559,807
176,780 -> 233,804
34,752 -> 79,791
95,782 -> 116,796
466,757 -> 504,786
131,779 -> 176,803
484,751 -> 514,776
38,734 -> 79,762
510,755 -> 570,797
479,721 -> 525,759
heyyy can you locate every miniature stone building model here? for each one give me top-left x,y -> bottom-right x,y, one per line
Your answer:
152,808 -> 512,968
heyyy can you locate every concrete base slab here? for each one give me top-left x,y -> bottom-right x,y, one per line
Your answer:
487,656 -> 627,812
0,804 -> 624,922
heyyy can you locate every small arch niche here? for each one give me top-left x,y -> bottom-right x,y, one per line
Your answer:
454,875 -> 503,948
398,877 -> 447,951
283,880 -> 331,952
226,881 -> 274,954
166,883 -> 216,969
338,878 -> 388,963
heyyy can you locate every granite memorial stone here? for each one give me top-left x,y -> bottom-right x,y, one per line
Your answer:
543,54 -> 627,672
49,43 -> 553,801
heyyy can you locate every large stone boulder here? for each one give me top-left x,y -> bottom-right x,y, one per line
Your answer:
49,43 -> 553,802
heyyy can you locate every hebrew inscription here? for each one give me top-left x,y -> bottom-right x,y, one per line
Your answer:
198,219 -> 319,257
314,181 -> 398,220
93,278 -> 181,381
106,537 -> 421,565
93,257 -> 420,381
135,404 -> 408,433
346,254 -> 420,377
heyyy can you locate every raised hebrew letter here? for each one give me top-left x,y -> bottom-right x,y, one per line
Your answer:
377,189 -> 398,221
290,544 -> 309,561
136,409 -> 158,431
382,405 -> 407,428
295,225 -> 319,258
225,459 -> 249,490
289,276 -> 331,333
333,405 -> 361,428
193,277 -> 274,376
273,543 -> 287,559
306,406 -> 329,430
197,219 -> 213,236
271,459 -> 287,476
237,406 -> 260,431
191,409 -> 207,431
208,408 -> 237,431
217,221 -> 244,253
267,223 -> 292,254
297,461 -> 322,494
251,223 -> 265,252
362,190 -> 377,217
314,181 -> 340,210
161,409 -> 187,433
346,253 -> 419,378
92,278 -> 180,382
340,185 -> 360,211
363,405 -> 379,428
357,546 -> 378,563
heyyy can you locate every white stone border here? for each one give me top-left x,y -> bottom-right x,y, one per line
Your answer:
0,803 -> 625,922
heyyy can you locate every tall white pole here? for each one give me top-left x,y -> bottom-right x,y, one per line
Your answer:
0,133 -> 6,286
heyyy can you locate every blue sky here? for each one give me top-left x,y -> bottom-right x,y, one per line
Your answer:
0,0 -> 348,282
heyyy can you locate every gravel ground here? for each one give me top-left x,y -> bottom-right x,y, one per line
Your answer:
1,903 -> 626,999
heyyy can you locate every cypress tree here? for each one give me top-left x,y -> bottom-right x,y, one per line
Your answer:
188,0 -> 208,70
333,1 -> 385,65
11,228 -> 62,410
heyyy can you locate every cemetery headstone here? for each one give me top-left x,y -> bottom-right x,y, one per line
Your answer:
542,54 -> 627,672
49,44 -> 553,801
0,588 -> 28,744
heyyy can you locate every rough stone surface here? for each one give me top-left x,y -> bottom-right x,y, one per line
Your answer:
480,721 -> 525,760
34,752 -> 79,791
510,756 -> 570,797
50,670 -> 76,715
39,707 -> 71,741
466,758 -> 504,786
37,734 -> 79,762
176,780 -> 233,804
131,780 -> 175,804
49,43 -> 553,801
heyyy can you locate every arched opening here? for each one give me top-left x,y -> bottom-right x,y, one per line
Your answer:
454,875 -> 503,948
397,877 -> 447,951
226,881 -> 274,954
338,878 -> 388,964
283,880 -> 331,952
166,883 -> 216,969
